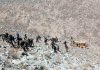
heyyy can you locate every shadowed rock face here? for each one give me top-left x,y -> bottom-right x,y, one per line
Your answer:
0,0 -> 100,46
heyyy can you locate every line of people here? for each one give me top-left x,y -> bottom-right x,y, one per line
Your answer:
0,32 -> 69,53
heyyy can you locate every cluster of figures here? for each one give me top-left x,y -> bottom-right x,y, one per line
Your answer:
0,33 -> 69,53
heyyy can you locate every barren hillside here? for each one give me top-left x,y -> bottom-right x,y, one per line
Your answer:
0,0 -> 100,70
0,0 -> 100,43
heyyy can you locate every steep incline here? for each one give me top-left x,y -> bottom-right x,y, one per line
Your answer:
0,0 -> 100,45
0,0 -> 100,70
0,40 -> 100,70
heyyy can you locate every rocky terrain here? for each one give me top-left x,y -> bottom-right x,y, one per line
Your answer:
0,0 -> 100,70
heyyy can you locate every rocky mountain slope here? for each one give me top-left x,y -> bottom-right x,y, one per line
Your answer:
0,0 -> 100,70
0,39 -> 100,70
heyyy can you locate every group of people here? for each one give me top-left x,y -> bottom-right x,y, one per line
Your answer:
0,32 -> 69,53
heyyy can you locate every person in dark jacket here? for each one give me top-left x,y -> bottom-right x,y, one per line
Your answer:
54,45 -> 57,53
63,41 -> 68,52
8,35 -> 15,47
44,37 -> 48,45
51,40 -> 58,53
24,34 -> 27,40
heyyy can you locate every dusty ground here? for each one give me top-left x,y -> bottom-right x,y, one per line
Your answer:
0,0 -> 100,70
